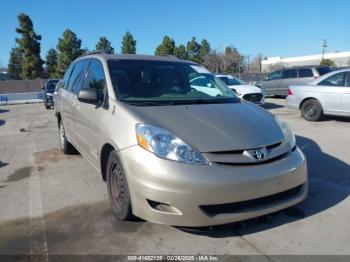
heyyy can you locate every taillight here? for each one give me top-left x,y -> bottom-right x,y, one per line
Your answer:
288,89 -> 293,96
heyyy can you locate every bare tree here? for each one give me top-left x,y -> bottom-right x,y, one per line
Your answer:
250,53 -> 264,73
203,51 -> 224,73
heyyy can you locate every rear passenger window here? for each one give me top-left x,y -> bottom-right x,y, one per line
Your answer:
67,60 -> 89,92
298,68 -> 313,78
282,69 -> 298,79
318,72 -> 345,87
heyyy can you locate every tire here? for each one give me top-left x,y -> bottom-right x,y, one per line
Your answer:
45,105 -> 50,109
106,150 -> 133,220
301,99 -> 323,121
58,121 -> 76,154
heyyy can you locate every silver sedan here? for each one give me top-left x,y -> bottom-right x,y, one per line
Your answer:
287,68 -> 350,121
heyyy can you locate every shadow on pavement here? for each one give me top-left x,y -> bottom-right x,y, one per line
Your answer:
0,109 -> 9,114
262,102 -> 284,110
177,135 -> 350,237
0,120 -> 5,126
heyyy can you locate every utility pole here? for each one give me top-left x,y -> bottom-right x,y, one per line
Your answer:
322,39 -> 327,60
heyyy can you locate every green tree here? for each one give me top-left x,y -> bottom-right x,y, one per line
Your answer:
199,39 -> 211,62
186,37 -> 201,63
15,13 -> 43,79
320,58 -> 336,67
155,36 -> 176,56
56,29 -> 83,78
7,47 -> 23,79
95,36 -> 114,54
121,31 -> 136,54
174,44 -> 188,60
45,48 -> 58,78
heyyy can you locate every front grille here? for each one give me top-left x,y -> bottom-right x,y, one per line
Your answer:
200,184 -> 304,217
243,93 -> 263,103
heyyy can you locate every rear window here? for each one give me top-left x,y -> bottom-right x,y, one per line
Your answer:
298,68 -> 313,78
282,69 -> 298,79
316,66 -> 332,76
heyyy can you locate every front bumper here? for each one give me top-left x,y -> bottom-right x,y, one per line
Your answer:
120,146 -> 308,227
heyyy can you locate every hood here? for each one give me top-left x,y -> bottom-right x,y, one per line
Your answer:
228,84 -> 262,94
126,102 -> 284,152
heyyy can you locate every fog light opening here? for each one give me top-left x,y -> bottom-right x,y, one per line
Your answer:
146,199 -> 182,215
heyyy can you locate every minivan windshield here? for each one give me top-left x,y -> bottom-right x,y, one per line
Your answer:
107,60 -> 238,105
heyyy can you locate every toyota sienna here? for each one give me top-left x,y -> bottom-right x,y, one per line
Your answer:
55,53 -> 308,227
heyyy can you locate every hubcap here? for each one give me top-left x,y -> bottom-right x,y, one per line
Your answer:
110,163 -> 124,208
305,104 -> 317,117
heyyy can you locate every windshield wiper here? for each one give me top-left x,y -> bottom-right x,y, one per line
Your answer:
172,98 -> 235,105
122,100 -> 173,106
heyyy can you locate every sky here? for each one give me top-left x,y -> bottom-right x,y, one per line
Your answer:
1,0 -> 350,67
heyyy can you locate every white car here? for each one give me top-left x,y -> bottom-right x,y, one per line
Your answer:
287,68 -> 350,121
216,74 -> 265,105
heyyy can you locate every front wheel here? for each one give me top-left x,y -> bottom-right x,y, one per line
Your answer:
59,121 -> 76,154
301,99 -> 323,121
106,150 -> 133,220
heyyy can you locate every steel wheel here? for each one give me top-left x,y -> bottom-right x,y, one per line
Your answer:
106,150 -> 133,220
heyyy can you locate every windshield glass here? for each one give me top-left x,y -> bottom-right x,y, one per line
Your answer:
218,76 -> 244,86
46,80 -> 58,91
107,60 -> 238,105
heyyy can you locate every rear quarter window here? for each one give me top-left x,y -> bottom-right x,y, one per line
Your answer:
316,66 -> 332,76
298,68 -> 313,78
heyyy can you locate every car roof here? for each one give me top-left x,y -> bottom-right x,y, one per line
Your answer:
77,53 -> 197,64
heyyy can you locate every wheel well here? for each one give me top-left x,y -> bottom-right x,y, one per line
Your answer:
57,113 -> 61,127
100,143 -> 115,181
299,97 -> 319,110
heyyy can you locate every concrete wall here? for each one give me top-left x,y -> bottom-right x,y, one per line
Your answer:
0,80 -> 47,105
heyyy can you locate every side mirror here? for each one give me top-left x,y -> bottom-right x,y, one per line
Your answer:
77,88 -> 98,104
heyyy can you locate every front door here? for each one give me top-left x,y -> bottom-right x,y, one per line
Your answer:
73,58 -> 107,167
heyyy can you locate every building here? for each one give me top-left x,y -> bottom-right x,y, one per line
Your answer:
261,51 -> 350,73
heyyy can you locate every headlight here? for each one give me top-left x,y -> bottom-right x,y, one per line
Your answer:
275,116 -> 296,149
136,124 -> 209,165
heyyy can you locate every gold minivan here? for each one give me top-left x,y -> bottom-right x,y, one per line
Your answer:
55,53 -> 308,227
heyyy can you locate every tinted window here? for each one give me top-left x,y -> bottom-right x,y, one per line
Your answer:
218,77 -> 243,85
316,66 -> 332,76
282,69 -> 298,79
62,64 -> 75,89
298,68 -> 313,78
346,72 -> 350,87
84,59 -> 106,102
107,60 -> 237,104
67,60 -> 89,92
318,72 -> 345,87
267,71 -> 281,80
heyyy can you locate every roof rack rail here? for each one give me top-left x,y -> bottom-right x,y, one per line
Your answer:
79,50 -> 110,57
164,54 -> 180,59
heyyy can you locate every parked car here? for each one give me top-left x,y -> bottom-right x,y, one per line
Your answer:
55,53 -> 307,227
216,74 -> 265,105
287,68 -> 350,121
257,66 -> 332,97
42,79 -> 59,109
53,79 -> 62,114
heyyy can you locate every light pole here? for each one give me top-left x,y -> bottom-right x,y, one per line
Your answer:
322,39 -> 327,60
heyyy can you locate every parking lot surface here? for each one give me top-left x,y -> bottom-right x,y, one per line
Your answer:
0,99 -> 350,256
